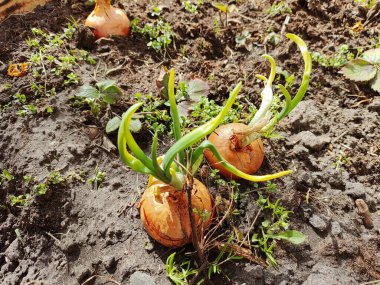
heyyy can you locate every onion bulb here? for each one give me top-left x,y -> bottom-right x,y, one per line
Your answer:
139,178 -> 213,247
204,123 -> 264,179
85,0 -> 130,39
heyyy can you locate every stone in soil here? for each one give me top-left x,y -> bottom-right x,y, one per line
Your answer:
309,214 -> 330,232
129,271 -> 156,285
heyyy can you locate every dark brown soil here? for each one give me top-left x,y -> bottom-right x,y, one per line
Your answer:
0,0 -> 379,284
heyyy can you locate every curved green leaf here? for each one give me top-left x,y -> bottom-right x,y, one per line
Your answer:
162,82 -> 242,176
192,140 -> 292,182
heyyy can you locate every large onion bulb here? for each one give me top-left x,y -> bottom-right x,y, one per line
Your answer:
139,178 -> 213,247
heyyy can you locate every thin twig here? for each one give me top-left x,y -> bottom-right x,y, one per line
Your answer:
105,57 -> 128,75
81,274 -> 122,285
361,280 -> 380,285
45,231 -> 61,244
186,176 -> 211,285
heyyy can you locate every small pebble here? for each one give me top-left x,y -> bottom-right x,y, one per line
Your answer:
309,214 -> 328,232
331,221 -> 342,236
130,271 -> 156,285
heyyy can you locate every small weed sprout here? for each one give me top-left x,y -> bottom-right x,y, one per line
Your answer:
185,96 -> 252,128
151,6 -> 163,17
165,253 -> 199,285
133,92 -> 172,134
265,1 -> 292,17
235,30 -> 252,49
333,150 -> 351,174
182,0 -> 204,13
214,17 -> 220,37
9,171 -> 66,207
0,169 -> 14,185
212,2 -> 234,27
88,166 -> 107,190
9,194 -> 32,207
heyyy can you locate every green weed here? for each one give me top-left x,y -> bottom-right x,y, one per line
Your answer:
310,45 -> 355,68
131,18 -> 175,52
0,169 -> 14,185
25,22 -> 96,97
333,150 -> 351,174
9,171 -> 66,207
252,193 -> 305,267
182,0 -> 204,13
134,92 -> 172,134
185,96 -> 254,128
88,166 -> 107,190
266,1 -> 292,17
165,253 -> 200,285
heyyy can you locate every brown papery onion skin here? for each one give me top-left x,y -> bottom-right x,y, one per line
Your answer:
204,123 -> 264,180
85,0 -> 130,39
139,178 -> 213,248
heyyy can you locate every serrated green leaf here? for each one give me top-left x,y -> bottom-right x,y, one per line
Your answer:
129,119 -> 142,133
212,2 -> 229,13
102,85 -> 122,104
370,70 -> 380,93
96,79 -> 117,91
77,85 -> 100,99
106,116 -> 121,133
187,78 -> 210,100
269,230 -> 306,245
362,48 -> 380,64
340,59 -> 377,82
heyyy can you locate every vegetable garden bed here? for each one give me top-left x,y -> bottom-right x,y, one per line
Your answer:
0,0 -> 379,284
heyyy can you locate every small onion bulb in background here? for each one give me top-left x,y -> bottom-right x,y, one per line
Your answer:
85,0 -> 130,39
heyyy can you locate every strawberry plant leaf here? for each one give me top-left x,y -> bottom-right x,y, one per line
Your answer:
370,71 -> 380,93
129,119 -> 142,133
102,85 -> 123,104
187,78 -> 210,101
106,117 -> 141,133
177,100 -> 193,118
361,48 -> 380,64
340,59 -> 377,82
96,79 -> 117,91
95,80 -> 122,104
78,85 -> 100,99
106,116 -> 121,133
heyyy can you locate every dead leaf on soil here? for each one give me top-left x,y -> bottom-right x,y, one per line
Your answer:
0,0 -> 50,21
350,21 -> 363,34
7,63 -> 28,77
